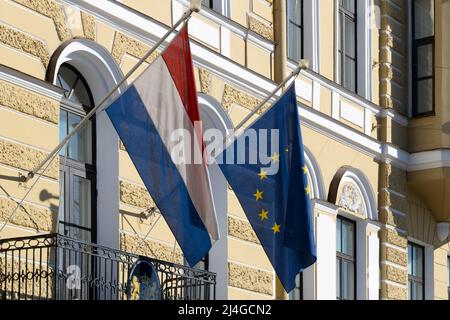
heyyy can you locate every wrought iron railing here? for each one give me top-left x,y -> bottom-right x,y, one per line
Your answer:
0,234 -> 216,300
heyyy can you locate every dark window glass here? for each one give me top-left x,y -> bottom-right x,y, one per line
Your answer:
338,0 -> 357,92
287,0 -> 303,62
201,0 -> 213,9
408,242 -> 425,300
412,0 -> 435,116
57,64 -> 96,243
336,216 -> 355,300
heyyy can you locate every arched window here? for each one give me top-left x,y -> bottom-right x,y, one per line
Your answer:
57,64 -> 97,243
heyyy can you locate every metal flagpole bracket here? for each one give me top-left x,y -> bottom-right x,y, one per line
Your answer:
23,6 -> 196,183
298,59 -> 310,70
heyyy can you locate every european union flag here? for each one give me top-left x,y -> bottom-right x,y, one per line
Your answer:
218,84 -> 316,292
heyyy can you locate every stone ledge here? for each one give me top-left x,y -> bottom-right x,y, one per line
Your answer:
0,80 -> 59,124
120,232 -> 183,264
0,197 -> 56,232
228,262 -> 273,296
228,216 -> 260,244
0,139 -> 59,179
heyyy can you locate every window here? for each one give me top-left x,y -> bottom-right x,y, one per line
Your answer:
57,64 -> 96,243
201,0 -> 213,8
336,216 -> 356,300
290,273 -> 303,300
408,242 -> 425,300
412,0 -> 435,116
287,0 -> 303,62
338,0 -> 357,92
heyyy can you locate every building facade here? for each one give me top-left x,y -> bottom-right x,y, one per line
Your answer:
0,0 -> 449,300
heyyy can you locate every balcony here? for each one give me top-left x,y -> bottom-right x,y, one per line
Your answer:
0,234 -> 216,300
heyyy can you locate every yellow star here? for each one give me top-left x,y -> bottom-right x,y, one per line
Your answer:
254,189 -> 263,201
259,209 -> 269,221
285,147 -> 289,153
303,165 -> 308,175
272,223 -> 281,234
271,152 -> 280,163
305,185 -> 311,196
258,169 -> 268,181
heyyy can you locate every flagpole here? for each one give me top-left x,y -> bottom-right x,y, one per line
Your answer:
220,59 -> 309,149
23,2 -> 201,183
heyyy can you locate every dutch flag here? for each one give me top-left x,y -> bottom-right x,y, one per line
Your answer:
106,25 -> 219,266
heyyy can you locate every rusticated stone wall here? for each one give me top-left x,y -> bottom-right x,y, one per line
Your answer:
120,232 -> 183,264
111,32 -> 160,66
228,216 -> 259,244
0,80 -> 59,124
0,24 -> 50,68
379,162 -> 408,300
0,139 -> 59,179
228,262 -> 273,296
0,197 -> 56,232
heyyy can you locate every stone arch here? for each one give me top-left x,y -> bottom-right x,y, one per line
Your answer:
46,39 -> 124,249
303,147 -> 326,200
328,166 -> 378,221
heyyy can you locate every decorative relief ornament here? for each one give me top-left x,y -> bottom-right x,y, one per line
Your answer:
338,182 -> 365,215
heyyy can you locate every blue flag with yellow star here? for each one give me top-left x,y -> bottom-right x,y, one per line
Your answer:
218,84 -> 316,293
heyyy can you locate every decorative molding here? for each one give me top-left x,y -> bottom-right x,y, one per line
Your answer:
228,262 -> 273,296
338,182 -> 366,216
13,0 -> 71,41
228,216 -> 259,244
0,139 -> 59,179
0,79 -> 59,124
111,32 -> 160,66
199,68 -> 212,95
81,12 -> 96,41
0,24 -> 50,68
0,197 -> 56,232
222,84 -> 261,112
120,232 -> 183,264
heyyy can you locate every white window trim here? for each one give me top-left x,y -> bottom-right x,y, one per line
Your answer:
304,0 -> 320,72
334,0 -> 372,99
408,237 -> 435,300
211,0 -> 230,17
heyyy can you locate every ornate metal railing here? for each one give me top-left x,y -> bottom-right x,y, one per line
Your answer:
0,234 -> 216,300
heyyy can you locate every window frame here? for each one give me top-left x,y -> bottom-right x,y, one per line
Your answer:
58,63 -> 97,243
287,0 -> 304,63
411,0 -> 435,117
336,215 -> 356,300
408,242 -> 425,300
337,0 -> 358,93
